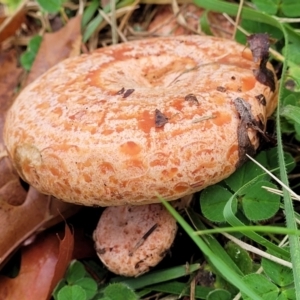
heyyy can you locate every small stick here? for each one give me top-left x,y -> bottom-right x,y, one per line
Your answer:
128,223 -> 158,256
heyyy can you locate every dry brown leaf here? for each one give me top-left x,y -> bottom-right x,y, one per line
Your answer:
147,4 -> 202,36
0,157 -> 27,206
0,50 -> 78,262
247,33 -> 270,64
0,232 -> 59,300
0,49 -> 25,207
0,187 -> 79,266
0,50 -> 25,207
0,223 -> 96,300
0,16 -> 6,27
72,228 -> 97,260
0,49 -> 23,112
0,2 -> 26,45
0,19 -> 82,269
25,14 -> 82,85
0,224 -> 75,300
48,224 -> 74,298
147,4 -> 233,38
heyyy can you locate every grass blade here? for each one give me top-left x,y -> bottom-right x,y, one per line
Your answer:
161,199 -> 263,299
193,0 -> 300,44
112,263 -> 201,290
274,23 -> 300,297
223,192 -> 290,260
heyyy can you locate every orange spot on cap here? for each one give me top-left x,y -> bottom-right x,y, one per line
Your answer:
101,129 -> 114,135
212,111 -> 232,126
241,49 -> 253,61
162,167 -> 178,179
99,162 -> 115,175
51,107 -> 63,117
120,141 -> 142,156
137,110 -> 154,134
242,76 -> 256,91
36,102 -> 50,110
172,99 -> 184,111
83,173 -> 92,183
174,182 -> 189,193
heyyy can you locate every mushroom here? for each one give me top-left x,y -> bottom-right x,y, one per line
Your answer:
94,204 -> 177,276
3,35 -> 277,276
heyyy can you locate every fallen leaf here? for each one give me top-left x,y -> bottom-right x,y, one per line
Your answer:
0,187 -> 79,266
147,4 -> 233,38
0,15 -> 7,25
147,4 -> 202,36
0,222 -> 96,300
247,33 -> 276,92
0,49 -> 25,207
234,98 -> 257,168
0,49 -> 23,111
48,224 -> 74,298
0,231 -> 59,300
72,228 -> 97,261
0,42 -> 79,270
247,33 -> 270,64
25,14 -> 82,85
0,157 -> 27,206
253,58 -> 276,92
0,2 -> 26,44
0,223 -> 76,300
0,50 -> 23,180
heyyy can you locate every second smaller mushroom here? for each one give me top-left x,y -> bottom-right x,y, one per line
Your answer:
94,204 -> 177,276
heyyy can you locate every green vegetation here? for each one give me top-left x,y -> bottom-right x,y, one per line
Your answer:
8,0 -> 300,298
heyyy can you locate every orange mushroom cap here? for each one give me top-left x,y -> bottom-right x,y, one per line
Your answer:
3,35 -> 277,206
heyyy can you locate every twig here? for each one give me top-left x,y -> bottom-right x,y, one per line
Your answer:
262,186 -> 300,201
78,0 -> 84,15
232,0 -> 244,40
128,224 -> 158,256
110,0 -> 118,44
192,114 -> 215,123
275,17 -> 300,23
118,0 -> 140,33
98,8 -> 127,43
223,231 -> 292,268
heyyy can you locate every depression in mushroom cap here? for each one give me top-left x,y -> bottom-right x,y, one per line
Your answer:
3,35 -> 277,207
